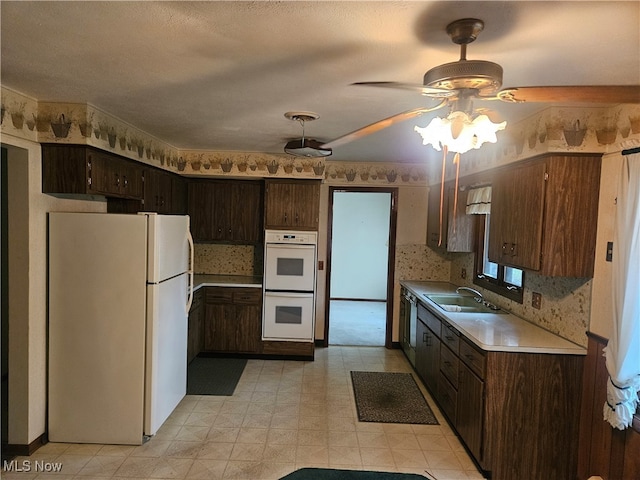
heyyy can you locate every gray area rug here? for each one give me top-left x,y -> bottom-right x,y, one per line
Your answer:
350,371 -> 438,425
280,468 -> 428,479
187,357 -> 247,395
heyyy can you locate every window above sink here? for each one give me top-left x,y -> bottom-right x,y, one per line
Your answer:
474,215 -> 525,304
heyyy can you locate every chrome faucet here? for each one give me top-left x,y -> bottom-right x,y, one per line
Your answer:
456,286 -> 484,303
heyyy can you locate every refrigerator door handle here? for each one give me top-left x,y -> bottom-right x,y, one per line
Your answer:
185,230 -> 195,313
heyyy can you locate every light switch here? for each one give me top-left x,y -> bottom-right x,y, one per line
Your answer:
606,242 -> 613,262
318,260 -> 324,271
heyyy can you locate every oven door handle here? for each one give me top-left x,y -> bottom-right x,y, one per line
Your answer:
265,291 -> 314,298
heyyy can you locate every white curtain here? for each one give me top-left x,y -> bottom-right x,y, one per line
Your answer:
604,144 -> 640,430
465,186 -> 492,214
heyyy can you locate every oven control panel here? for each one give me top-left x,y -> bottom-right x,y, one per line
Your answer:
265,230 -> 318,245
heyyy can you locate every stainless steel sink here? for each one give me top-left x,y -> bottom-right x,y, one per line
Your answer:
424,294 -> 505,314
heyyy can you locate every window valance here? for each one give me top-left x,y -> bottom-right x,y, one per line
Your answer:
465,186 -> 492,215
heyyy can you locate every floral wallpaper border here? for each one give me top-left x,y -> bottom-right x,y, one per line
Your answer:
2,85 -> 639,186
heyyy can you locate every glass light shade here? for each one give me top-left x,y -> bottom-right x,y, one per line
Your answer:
414,111 -> 506,154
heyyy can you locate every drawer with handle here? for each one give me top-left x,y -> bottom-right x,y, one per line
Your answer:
440,321 -> 460,355
437,372 -> 457,424
418,301 -> 441,337
232,289 -> 262,305
440,343 -> 459,389
459,336 -> 486,379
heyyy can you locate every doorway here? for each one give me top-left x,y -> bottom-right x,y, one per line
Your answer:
324,187 -> 397,347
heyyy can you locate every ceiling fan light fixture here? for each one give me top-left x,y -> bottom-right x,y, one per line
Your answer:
284,138 -> 332,157
284,111 -> 332,157
414,110 -> 506,154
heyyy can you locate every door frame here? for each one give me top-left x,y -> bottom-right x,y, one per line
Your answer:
323,186 -> 398,348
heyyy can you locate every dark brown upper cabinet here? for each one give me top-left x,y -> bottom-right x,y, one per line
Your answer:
488,153 -> 601,277
427,182 -> 476,252
187,179 -> 263,243
264,179 -> 320,231
42,144 -> 143,200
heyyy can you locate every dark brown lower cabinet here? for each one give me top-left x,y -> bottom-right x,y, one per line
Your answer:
203,287 -> 262,354
415,318 -> 440,393
413,299 -> 584,480
456,359 -> 484,462
187,289 -> 203,364
189,286 -> 314,360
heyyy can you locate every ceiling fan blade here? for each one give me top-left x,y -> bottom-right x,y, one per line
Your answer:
321,101 -> 447,149
353,81 -> 457,98
497,85 -> 640,104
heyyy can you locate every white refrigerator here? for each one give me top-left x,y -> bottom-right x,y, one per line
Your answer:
48,212 -> 194,445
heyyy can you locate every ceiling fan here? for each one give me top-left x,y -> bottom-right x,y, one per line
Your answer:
322,18 -> 640,149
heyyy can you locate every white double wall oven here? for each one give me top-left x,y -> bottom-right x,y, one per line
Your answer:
263,230 -> 317,342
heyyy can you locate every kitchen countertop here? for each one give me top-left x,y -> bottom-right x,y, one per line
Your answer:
193,274 -> 262,291
401,280 -> 586,356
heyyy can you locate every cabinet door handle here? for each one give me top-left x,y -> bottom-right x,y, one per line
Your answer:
114,173 -> 120,187
510,243 -> 517,256
123,176 -> 128,188
445,335 -> 455,342
502,242 -> 508,254
284,212 -> 288,223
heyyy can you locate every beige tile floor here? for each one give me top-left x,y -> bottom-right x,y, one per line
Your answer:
2,347 -> 486,480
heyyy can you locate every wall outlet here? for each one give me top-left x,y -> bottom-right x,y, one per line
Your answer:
461,268 -> 467,279
532,292 -> 542,309
318,260 -> 324,271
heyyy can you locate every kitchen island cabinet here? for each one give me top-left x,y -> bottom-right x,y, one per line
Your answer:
488,153 -> 601,276
264,179 -> 320,231
403,280 -> 585,480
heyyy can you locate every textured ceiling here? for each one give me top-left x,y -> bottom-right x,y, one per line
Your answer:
1,1 -> 639,163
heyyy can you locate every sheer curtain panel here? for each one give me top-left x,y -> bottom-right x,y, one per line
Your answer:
604,143 -> 640,430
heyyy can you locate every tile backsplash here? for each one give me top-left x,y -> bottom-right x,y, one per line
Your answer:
450,252 -> 590,347
194,243 -> 263,276
395,244 -> 451,283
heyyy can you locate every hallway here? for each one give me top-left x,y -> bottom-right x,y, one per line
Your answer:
328,300 -> 386,347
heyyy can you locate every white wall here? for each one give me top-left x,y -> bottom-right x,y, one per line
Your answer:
330,192 -> 390,300
3,135 -> 106,446
590,151 -> 624,339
